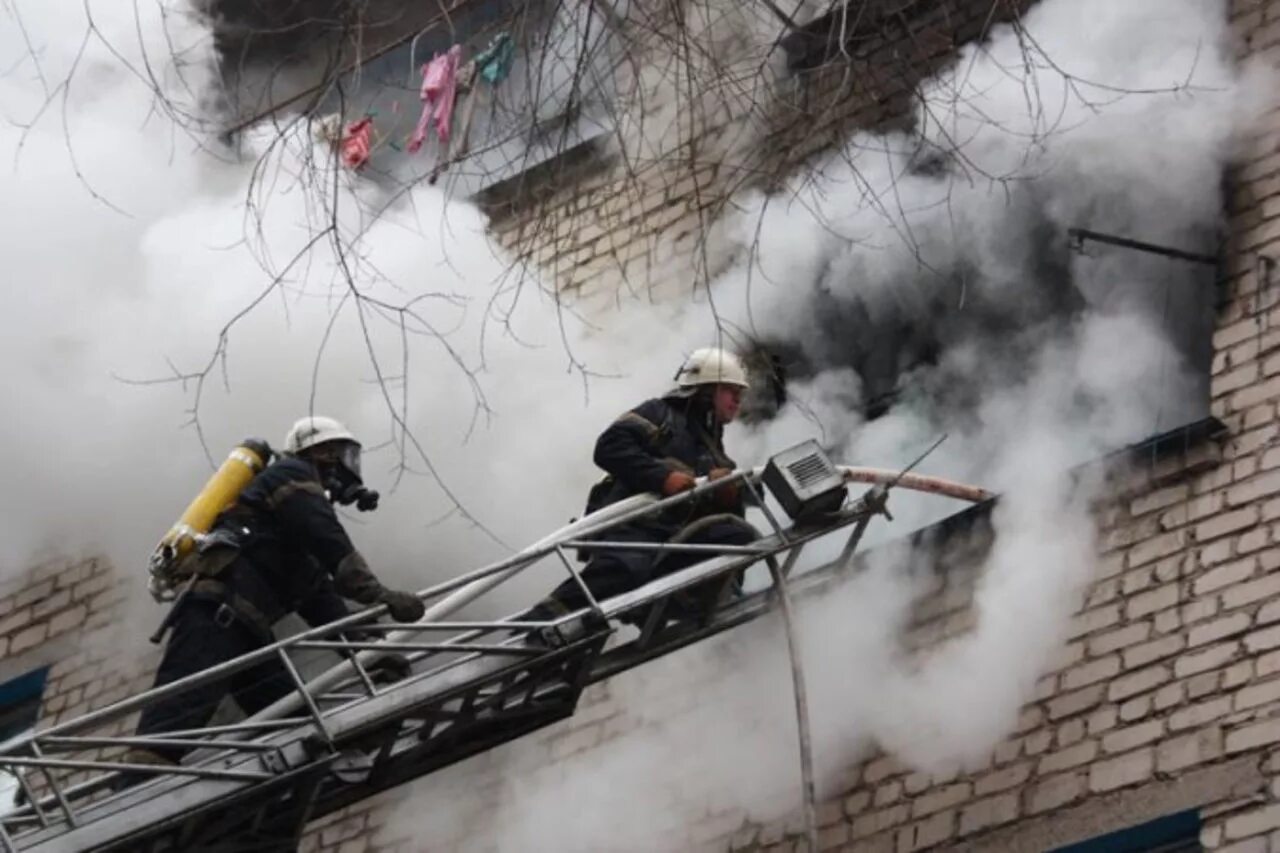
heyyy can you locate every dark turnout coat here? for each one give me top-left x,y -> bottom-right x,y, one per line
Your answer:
587,392 -> 746,535
531,391 -> 756,620
205,454 -> 385,635
136,454 -> 389,756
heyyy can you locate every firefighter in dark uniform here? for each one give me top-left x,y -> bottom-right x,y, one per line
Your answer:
526,348 -> 759,637
127,416 -> 425,770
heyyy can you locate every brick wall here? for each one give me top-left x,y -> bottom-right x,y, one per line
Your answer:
0,556 -> 157,803
0,556 -> 142,724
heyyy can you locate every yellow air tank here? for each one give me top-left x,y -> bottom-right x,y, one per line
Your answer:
148,439 -> 270,600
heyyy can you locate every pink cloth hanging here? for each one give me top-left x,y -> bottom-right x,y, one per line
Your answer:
407,45 -> 462,153
340,117 -> 374,170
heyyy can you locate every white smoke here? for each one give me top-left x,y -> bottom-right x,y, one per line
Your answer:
610,0 -> 820,178
0,1 -> 665,597
708,0 -> 1264,787
0,0 -> 1272,849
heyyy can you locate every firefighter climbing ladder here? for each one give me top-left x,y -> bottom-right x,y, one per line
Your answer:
0,443 -> 990,853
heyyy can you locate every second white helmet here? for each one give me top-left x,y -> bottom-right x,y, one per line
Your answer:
675,347 -> 750,389
283,415 -> 359,455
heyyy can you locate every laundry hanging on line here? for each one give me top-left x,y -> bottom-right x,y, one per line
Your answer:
426,33 -> 516,183
473,33 -> 514,85
408,45 -> 463,152
307,32 -> 518,173
340,117 -> 374,170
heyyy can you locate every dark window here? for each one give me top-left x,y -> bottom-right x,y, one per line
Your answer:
751,224 -> 1222,456
1066,229 -> 1219,437
0,667 -> 48,742
1049,810 -> 1202,853
0,667 -> 48,813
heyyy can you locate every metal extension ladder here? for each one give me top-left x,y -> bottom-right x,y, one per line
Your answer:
0,454 -> 989,853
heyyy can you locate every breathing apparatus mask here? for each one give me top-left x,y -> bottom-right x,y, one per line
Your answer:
320,441 -> 380,512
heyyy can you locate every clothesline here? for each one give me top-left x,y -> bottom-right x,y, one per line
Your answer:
325,32 -> 516,177
224,0 -> 494,137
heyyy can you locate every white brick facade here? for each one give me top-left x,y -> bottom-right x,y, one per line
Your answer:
3,0 -> 1280,851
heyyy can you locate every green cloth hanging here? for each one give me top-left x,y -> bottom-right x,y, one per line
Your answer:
474,33 -> 514,85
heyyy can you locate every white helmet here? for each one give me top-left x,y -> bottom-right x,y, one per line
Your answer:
676,347 -> 750,389
283,415 -> 359,455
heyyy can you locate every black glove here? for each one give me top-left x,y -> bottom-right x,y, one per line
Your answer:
355,488 -> 380,512
380,589 -> 425,622
368,652 -> 413,684
331,481 -> 380,512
